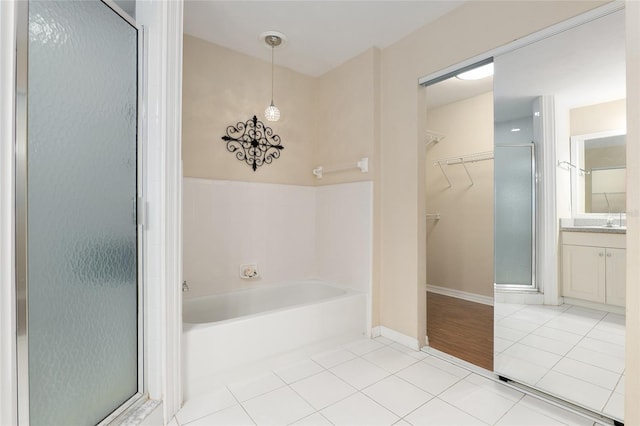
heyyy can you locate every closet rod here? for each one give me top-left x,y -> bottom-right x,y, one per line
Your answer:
433,150 -> 493,187
434,150 -> 494,166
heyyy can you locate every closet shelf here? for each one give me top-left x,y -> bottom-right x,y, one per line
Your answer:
433,150 -> 493,187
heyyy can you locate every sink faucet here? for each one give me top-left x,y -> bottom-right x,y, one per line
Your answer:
604,193 -> 614,227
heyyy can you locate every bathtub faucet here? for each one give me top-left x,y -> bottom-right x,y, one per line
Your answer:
182,280 -> 189,292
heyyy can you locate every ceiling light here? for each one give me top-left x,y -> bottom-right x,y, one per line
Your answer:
456,63 -> 494,81
263,32 -> 283,122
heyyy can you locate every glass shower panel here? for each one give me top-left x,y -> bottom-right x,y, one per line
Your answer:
494,145 -> 534,287
27,1 -> 138,424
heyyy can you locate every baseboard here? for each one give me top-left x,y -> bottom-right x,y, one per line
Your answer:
427,284 -> 494,306
562,297 -> 626,315
370,326 -> 420,350
494,290 -> 544,305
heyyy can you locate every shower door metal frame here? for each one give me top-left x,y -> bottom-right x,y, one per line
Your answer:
15,1 -> 147,424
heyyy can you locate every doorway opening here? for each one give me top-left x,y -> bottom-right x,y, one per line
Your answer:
423,60 -> 494,370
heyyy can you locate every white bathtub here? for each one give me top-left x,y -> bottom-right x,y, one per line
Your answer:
182,281 -> 366,397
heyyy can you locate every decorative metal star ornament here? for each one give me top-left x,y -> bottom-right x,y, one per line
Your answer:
221,115 -> 284,171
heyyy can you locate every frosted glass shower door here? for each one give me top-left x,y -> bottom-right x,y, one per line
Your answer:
23,1 -> 140,424
494,145 -> 535,288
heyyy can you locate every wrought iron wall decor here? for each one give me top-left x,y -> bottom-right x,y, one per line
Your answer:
221,115 -> 284,171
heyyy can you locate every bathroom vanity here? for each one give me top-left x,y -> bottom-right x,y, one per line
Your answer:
561,224 -> 626,308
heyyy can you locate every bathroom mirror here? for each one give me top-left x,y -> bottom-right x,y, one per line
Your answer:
571,130 -> 626,215
493,6 -> 625,422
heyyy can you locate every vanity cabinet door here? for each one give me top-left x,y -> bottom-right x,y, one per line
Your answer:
606,248 -> 626,307
562,244 -> 606,303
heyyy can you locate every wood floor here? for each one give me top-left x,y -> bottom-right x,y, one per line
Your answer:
426,291 -> 494,371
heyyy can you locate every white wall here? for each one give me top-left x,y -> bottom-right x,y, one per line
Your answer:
183,178 -> 373,300
133,0 -> 185,419
556,98 -> 573,219
0,1 -> 17,424
182,178 -> 316,297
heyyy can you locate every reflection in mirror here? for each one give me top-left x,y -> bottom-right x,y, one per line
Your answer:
571,130 -> 626,215
494,7 -> 625,423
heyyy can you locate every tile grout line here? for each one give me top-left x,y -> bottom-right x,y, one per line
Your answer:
491,392 -> 527,426
227,382 -> 259,426
288,340 -> 430,424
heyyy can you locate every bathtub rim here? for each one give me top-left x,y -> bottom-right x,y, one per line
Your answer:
182,279 -> 364,330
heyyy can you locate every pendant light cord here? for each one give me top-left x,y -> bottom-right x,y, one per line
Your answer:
271,45 -> 275,103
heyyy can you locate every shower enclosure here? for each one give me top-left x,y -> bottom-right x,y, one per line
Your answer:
494,143 -> 536,290
16,1 -> 143,424
493,53 -> 537,292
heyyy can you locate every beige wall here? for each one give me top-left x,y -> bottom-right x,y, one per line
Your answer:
624,3 -> 640,423
182,35 -> 316,186
425,92 -> 494,298
315,48 -> 379,186
377,1 -> 607,344
570,98 -> 626,135
183,36 -> 379,188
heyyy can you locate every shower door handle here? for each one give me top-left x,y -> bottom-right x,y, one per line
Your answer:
134,197 -> 146,227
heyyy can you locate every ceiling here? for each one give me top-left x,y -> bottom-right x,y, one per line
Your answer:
494,9 -> 625,122
425,74 -> 493,111
183,1 -> 464,77
181,2 -> 624,115
424,8 -> 625,117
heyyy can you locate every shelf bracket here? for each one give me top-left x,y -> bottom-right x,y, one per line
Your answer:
461,159 -> 474,186
436,162 -> 452,187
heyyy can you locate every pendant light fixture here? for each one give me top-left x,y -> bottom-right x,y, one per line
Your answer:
263,32 -> 284,122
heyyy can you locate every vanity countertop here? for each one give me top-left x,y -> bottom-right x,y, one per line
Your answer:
560,225 -> 626,234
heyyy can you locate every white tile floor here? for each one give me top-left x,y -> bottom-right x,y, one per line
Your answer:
495,303 -> 624,421
172,337 -> 607,426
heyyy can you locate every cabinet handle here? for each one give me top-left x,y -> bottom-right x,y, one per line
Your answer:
607,252 -> 612,257
599,252 -> 604,257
